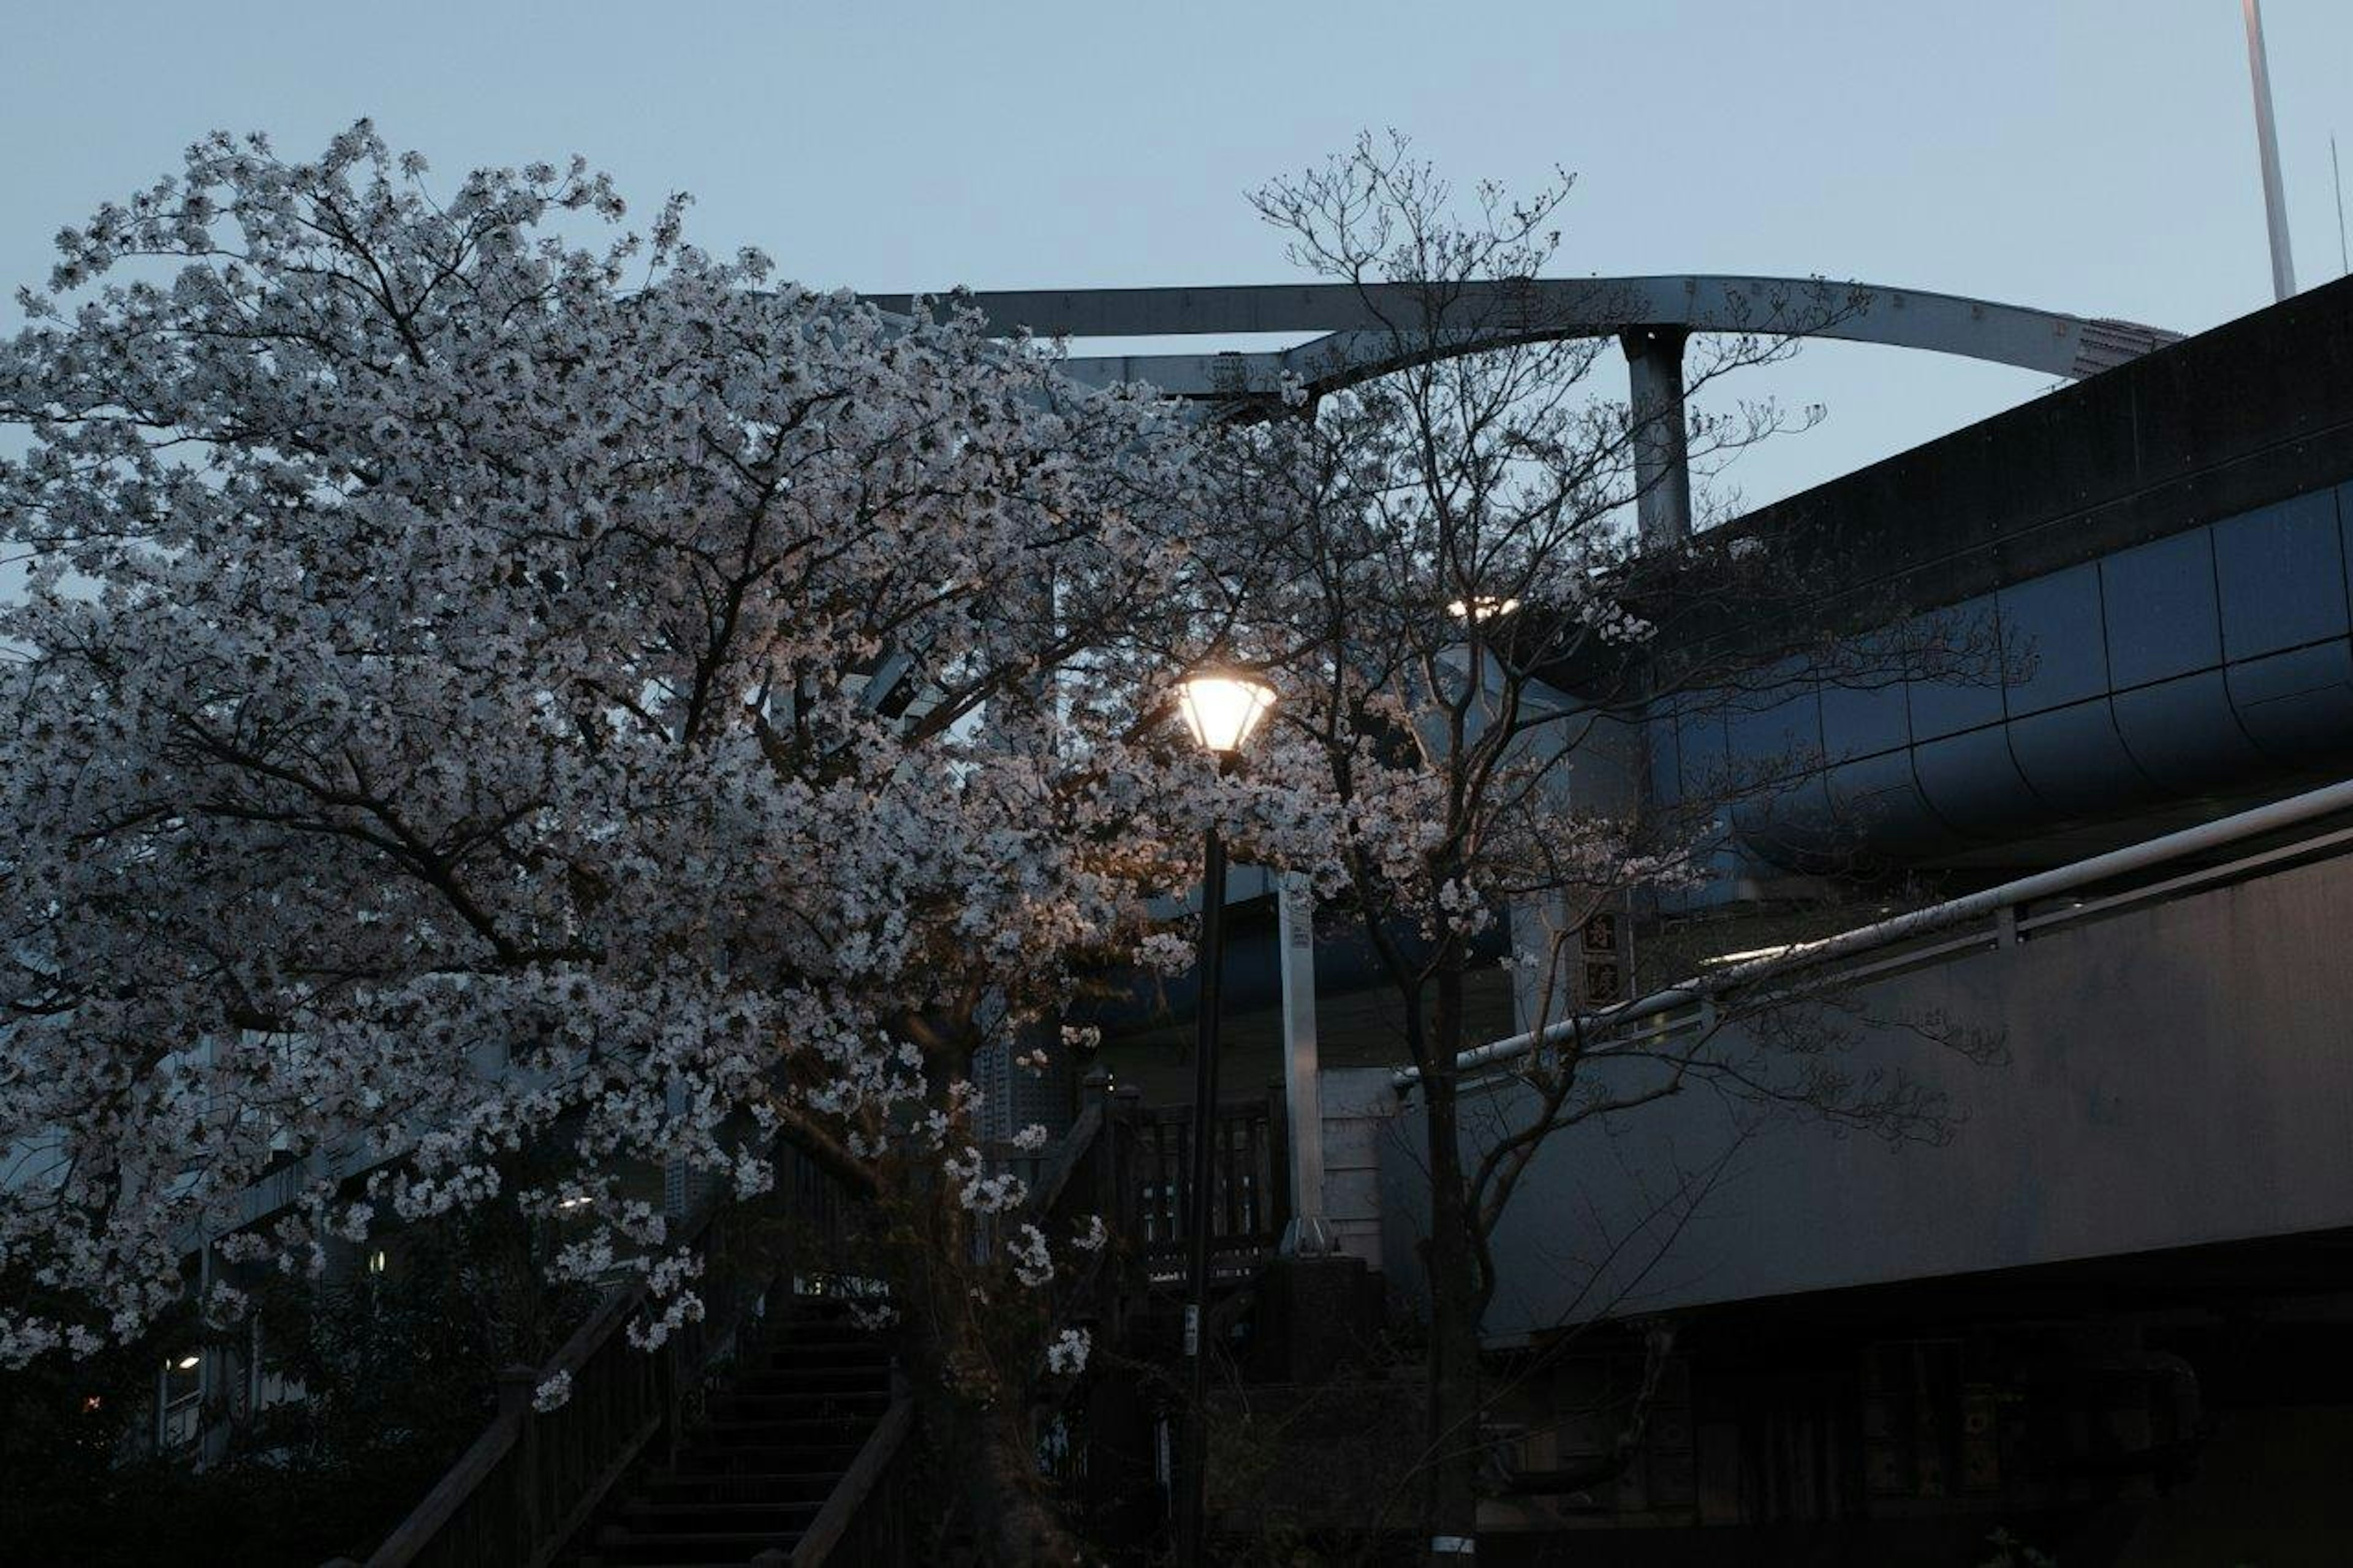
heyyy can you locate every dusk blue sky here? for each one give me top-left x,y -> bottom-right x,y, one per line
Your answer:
5,0 -> 2351,516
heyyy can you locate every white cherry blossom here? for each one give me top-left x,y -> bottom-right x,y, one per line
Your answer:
0,123 -> 1244,1364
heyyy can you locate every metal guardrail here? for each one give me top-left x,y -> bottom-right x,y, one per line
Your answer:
1411,776 -> 2353,1089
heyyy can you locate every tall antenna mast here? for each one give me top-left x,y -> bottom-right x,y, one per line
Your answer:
2243,0 -> 2297,300
2333,134 -> 2349,278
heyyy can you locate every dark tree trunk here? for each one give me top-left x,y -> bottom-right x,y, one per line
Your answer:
897,1290 -> 1088,1566
954,1388 -> 1083,1566
1420,961 -> 1483,1566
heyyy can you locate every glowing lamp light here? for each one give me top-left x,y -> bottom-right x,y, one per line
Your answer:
173,1355 -> 199,1371
1447,595 -> 1522,623
1174,670 -> 1277,757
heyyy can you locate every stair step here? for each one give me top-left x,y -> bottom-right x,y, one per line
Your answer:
626,1498 -> 826,1520
642,1469 -> 845,1501
732,1364 -> 889,1388
597,1527 -> 808,1562
724,1376 -> 890,1396
764,1346 -> 888,1367
773,1320 -> 881,1340
726,1383 -> 885,1404
767,1335 -> 885,1355
672,1444 -> 866,1474
676,1446 -> 865,1468
715,1391 -> 890,1418
703,1412 -> 873,1434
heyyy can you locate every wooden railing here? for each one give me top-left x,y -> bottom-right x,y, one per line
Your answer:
351,1078 -> 1288,1568
972,1075 -> 1292,1295
347,1145 -> 852,1568
784,1379 -> 918,1567
1105,1080 -> 1290,1284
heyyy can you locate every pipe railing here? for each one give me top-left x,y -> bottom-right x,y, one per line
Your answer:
1407,776 -> 2353,1089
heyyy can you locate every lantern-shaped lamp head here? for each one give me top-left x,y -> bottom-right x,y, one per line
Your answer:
1175,670 -> 1278,757
1446,594 -> 1522,623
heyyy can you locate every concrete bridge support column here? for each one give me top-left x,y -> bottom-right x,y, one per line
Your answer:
1622,325 -> 1694,549
1276,871 -> 1334,1256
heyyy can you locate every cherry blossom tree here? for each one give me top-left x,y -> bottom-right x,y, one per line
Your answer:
0,123 -> 1233,1562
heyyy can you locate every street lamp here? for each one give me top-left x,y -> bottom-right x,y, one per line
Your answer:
1171,667 -> 1275,1567
1445,594 -> 1521,623
1174,669 -> 1277,757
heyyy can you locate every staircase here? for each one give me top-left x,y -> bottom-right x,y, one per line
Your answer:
569,1298 -> 893,1567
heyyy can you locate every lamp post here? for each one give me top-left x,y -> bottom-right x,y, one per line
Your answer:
1171,667 -> 1276,1567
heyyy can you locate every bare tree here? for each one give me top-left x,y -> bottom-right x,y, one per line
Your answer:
1184,133 -> 2002,1562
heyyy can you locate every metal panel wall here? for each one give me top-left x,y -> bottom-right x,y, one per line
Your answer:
1676,480 -> 2353,868
1380,843 -> 2353,1340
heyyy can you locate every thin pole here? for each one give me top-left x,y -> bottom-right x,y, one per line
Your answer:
1177,824 -> 1229,1566
2333,134 -> 2348,277
2243,0 -> 2297,300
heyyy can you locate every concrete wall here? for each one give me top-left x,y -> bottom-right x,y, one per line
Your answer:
1316,1067 -> 1398,1270
1380,843 -> 2353,1343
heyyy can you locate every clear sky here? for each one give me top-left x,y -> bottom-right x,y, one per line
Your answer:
4,0 -> 2350,515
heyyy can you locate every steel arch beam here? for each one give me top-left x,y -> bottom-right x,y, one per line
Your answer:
862,275 -> 2178,398
863,275 -> 2177,546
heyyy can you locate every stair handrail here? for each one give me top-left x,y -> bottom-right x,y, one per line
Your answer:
1029,1098 -> 1104,1218
351,1142 -> 849,1568
784,1376 -> 918,1567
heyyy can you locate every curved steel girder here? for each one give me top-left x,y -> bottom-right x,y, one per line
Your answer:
861,276 -> 2179,400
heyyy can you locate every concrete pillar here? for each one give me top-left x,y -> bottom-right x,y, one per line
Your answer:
1621,325 -> 1693,549
1275,872 -> 1333,1256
